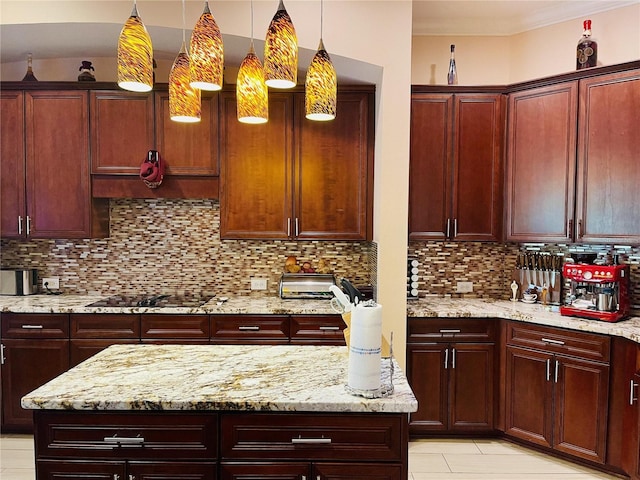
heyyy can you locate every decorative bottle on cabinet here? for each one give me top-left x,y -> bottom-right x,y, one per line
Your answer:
447,44 -> 458,85
21,53 -> 38,81
576,19 -> 598,69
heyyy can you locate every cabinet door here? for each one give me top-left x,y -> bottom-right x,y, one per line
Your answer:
220,92 -> 293,239
504,346 -> 554,449
130,461 -> 217,480
409,94 -> 453,240
295,91 -> 373,240
407,343 -> 448,432
0,91 -> 26,239
553,354 -> 609,464
37,459 -> 125,480
449,343 -> 495,431
635,371 -> 640,480
576,70 -> 640,244
90,90 -> 154,174
155,92 -> 219,175
505,82 -> 578,242
70,339 -> 139,367
314,462 -> 403,480
452,94 -> 504,242
1,339 -> 69,431
25,90 -> 107,238
220,462 -> 308,480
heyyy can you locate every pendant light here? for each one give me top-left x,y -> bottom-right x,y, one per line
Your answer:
264,0 -> 298,88
190,1 -> 224,91
169,0 -> 201,123
117,0 -> 154,92
305,0 -> 337,121
237,0 -> 268,124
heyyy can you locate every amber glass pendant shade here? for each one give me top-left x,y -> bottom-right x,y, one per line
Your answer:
305,40 -> 337,121
117,3 -> 153,92
169,43 -> 201,123
190,1 -> 224,91
264,0 -> 298,89
237,43 -> 268,124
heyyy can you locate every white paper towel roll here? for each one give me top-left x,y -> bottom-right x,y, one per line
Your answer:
347,302 -> 383,391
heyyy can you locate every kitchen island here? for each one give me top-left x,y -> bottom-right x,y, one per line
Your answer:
22,344 -> 418,480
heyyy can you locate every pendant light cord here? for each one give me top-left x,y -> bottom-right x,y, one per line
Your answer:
182,0 -> 186,44
320,0 -> 324,41
250,0 -> 255,47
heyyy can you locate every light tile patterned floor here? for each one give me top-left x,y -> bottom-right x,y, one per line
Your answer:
0,435 -> 621,479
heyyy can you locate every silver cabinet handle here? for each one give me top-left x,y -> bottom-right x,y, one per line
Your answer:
440,329 -> 461,334
542,338 -> 565,345
113,475 -> 120,480
21,324 -> 44,329
1,344 -> 5,365
238,325 -> 260,331
451,348 -> 456,369
291,436 -> 331,444
287,217 -> 291,237
18,216 -> 23,235
446,218 -> 451,238
319,326 -> 340,331
295,217 -> 299,237
129,476 -> 135,480
554,360 -> 559,383
454,218 -> 458,237
26,216 -> 31,236
546,359 -> 551,381
630,379 -> 639,406
444,348 -> 449,369
103,435 -> 144,445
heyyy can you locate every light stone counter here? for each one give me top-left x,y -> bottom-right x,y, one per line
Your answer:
22,344 -> 417,413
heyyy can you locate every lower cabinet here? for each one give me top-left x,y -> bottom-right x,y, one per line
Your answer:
38,460 -> 216,480
70,314 -> 141,367
220,462 -> 401,480
504,322 -> 610,464
407,318 -> 496,434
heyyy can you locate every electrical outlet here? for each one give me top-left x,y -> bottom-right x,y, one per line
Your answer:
250,278 -> 268,290
42,277 -> 60,290
456,281 -> 473,293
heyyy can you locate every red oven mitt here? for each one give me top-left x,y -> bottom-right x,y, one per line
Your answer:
140,150 -> 164,188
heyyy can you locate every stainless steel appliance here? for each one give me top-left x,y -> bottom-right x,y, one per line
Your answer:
0,269 -> 38,295
86,294 -> 214,308
279,274 -> 336,299
560,263 -> 630,322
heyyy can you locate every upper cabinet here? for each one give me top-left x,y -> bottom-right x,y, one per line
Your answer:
575,70 -> 640,244
0,90 -> 108,239
220,87 -> 374,241
505,66 -> 640,244
505,82 -> 578,243
409,92 -> 504,242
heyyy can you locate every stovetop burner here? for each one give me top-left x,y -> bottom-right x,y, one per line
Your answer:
87,294 -> 214,308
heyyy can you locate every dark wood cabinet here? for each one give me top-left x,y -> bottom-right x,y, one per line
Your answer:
505,82 -> 578,243
0,313 -> 70,432
211,315 -> 289,344
0,89 -> 109,239
409,92 -> 504,242
221,462 -> 401,480
407,318 -> 496,434
575,69 -> 640,244
38,460 -> 216,480
220,88 -> 374,240
141,314 -> 210,343
70,314 -> 141,366
504,322 -> 610,464
289,315 -> 346,345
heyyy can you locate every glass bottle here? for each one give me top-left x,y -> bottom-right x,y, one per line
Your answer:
22,53 -> 38,81
576,19 -> 598,70
447,44 -> 458,85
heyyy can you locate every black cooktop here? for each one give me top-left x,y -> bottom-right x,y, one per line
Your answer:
87,294 -> 214,308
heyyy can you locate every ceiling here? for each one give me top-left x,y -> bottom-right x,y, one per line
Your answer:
0,1 -> 637,67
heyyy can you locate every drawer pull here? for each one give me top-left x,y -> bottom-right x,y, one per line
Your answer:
439,329 -> 461,334
291,435 -> 331,444
319,326 -> 340,331
546,359 -> 551,381
542,338 -> 565,346
103,435 -> 144,446
555,360 -> 559,383
630,379 -> 639,406
238,326 -> 260,331
21,324 -> 44,329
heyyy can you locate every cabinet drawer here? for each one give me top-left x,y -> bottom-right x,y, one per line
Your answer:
506,321 -> 610,363
34,412 -> 217,459
71,314 -> 140,339
408,318 -> 496,342
1,313 -> 69,338
220,413 -> 403,461
211,315 -> 289,344
141,315 -> 209,339
290,315 -> 346,345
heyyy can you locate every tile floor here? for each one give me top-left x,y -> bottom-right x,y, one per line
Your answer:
0,434 -> 622,479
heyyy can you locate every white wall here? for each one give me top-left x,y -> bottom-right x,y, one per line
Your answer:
412,3 -> 640,85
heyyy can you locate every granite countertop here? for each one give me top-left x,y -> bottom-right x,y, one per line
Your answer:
21,344 -> 418,413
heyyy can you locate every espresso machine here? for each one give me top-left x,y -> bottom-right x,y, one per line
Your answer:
560,263 -> 630,322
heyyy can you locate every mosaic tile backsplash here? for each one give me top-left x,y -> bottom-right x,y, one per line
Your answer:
0,199 -> 374,297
